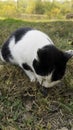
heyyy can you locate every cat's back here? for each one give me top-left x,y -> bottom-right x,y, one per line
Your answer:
1,27 -> 54,64
12,28 -> 54,51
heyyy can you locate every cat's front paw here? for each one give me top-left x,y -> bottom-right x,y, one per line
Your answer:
30,76 -> 36,82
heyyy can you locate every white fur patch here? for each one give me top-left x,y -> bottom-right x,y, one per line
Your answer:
0,49 -> 5,62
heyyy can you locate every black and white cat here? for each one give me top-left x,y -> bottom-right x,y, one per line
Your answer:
0,27 -> 73,88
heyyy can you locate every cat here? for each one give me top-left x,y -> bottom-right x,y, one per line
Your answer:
0,27 -> 73,88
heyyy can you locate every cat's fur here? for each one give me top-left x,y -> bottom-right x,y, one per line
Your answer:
0,27 -> 73,88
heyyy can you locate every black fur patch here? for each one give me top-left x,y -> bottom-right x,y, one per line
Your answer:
22,63 -> 33,72
33,45 -> 67,81
1,39 -> 12,62
13,27 -> 33,43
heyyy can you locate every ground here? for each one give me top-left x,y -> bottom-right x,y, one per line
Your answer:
0,18 -> 73,130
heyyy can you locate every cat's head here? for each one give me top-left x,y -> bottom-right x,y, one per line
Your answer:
33,45 -> 73,88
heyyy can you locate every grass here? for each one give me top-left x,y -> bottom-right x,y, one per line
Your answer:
0,18 -> 73,130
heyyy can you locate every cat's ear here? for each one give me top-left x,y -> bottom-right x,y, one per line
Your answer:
64,50 -> 73,61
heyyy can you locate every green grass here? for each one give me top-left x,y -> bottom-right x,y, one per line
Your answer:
0,18 -> 73,130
